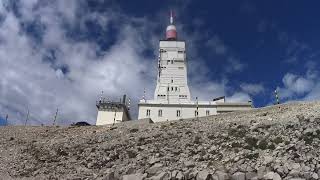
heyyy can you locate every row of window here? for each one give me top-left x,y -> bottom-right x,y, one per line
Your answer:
157,94 -> 188,99
146,109 -> 210,117
159,49 -> 185,54
166,60 -> 185,65
167,87 -> 179,92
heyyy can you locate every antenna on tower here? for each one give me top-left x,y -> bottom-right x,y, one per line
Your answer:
100,91 -> 104,102
143,88 -> 146,100
170,10 -> 174,24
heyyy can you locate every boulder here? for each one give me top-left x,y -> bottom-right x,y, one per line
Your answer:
122,173 -> 147,180
197,170 -> 211,180
149,172 -> 170,180
216,171 -> 229,180
263,172 -> 281,180
147,163 -> 164,176
231,172 -> 245,180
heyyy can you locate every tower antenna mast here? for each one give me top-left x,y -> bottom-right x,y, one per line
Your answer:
170,10 -> 174,24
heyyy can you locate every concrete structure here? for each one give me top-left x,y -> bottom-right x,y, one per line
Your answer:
138,13 -> 252,122
96,94 -> 131,125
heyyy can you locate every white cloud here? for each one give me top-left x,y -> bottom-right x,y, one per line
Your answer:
282,73 -> 314,94
227,92 -> 251,103
0,1 -> 154,125
240,83 -> 264,95
226,57 -> 246,73
206,35 -> 227,55
277,63 -> 320,102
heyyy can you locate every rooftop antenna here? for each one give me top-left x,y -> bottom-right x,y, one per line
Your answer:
100,91 -> 104,102
170,10 -> 174,24
143,88 -> 146,100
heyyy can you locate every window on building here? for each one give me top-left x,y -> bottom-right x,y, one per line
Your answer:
158,110 -> 162,117
175,87 -> 178,91
146,109 -> 151,117
171,87 -> 174,91
206,110 -> 210,116
171,79 -> 173,83
178,51 -> 184,53
171,60 -> 173,64
167,87 -> 170,91
177,110 -> 181,117
195,110 -> 198,117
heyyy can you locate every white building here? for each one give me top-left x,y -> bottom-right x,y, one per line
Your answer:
138,13 -> 252,122
96,95 -> 131,125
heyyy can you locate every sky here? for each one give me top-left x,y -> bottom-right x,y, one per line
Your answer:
0,0 -> 320,125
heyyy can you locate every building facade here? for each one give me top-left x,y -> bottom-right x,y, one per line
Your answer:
96,95 -> 131,125
138,13 -> 252,122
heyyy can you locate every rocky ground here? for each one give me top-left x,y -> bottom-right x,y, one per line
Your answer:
1,101 -> 320,180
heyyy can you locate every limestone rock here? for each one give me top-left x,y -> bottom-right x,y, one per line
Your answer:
216,171 -> 229,180
231,172 -> 245,180
263,172 -> 281,180
122,173 -> 147,180
147,163 -> 164,176
148,172 -> 170,180
197,170 -> 211,180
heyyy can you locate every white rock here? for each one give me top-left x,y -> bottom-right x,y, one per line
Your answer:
245,172 -> 257,180
147,163 -> 164,175
216,171 -> 229,180
149,172 -> 170,180
197,170 -> 210,180
231,172 -> 245,180
264,156 -> 274,165
263,172 -> 281,180
175,171 -> 184,180
122,173 -> 147,180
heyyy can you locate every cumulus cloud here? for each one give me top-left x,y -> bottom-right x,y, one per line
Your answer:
277,61 -> 320,102
0,0 -> 251,125
282,73 -> 314,94
240,83 -> 264,95
206,35 -> 227,55
227,92 -> 251,103
226,57 -> 246,73
0,0 -> 155,125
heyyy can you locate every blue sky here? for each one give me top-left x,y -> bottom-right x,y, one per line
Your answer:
0,0 -> 319,125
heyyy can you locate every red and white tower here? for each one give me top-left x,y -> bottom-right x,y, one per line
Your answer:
166,11 -> 177,40
137,11 -> 253,123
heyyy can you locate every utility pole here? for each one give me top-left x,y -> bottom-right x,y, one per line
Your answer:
25,109 -> 29,126
274,89 -> 280,105
113,110 -> 117,126
127,98 -> 131,110
196,97 -> 199,120
53,108 -> 58,126
5,114 -> 8,126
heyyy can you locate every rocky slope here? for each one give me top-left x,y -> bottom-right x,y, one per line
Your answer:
1,101 -> 320,180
